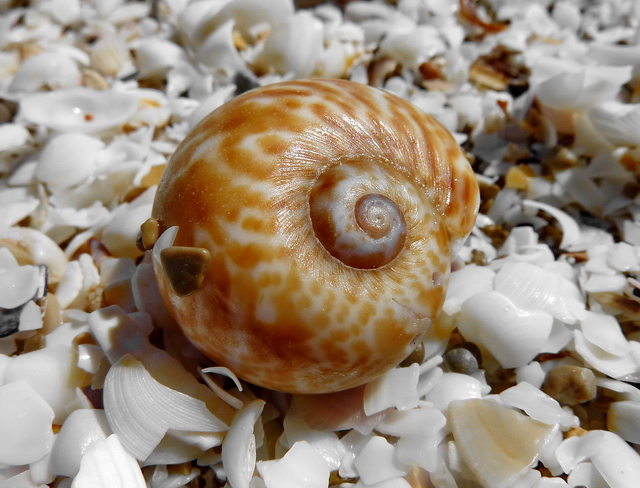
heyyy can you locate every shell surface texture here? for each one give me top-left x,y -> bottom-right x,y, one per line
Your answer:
150,79 -> 479,394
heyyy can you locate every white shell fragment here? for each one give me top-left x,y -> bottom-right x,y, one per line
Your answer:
556,430 -> 640,487
35,132 -> 105,192
423,372 -> 484,414
363,363 -> 420,415
449,398 -> 557,488
0,226 -> 68,283
101,204 -> 152,259
493,262 -> 585,325
19,88 -> 138,133
0,380 -> 54,466
3,344 -> 88,423
607,401 -> 640,445
71,434 -> 146,488
0,123 -> 29,152
0,264 -> 41,309
498,382 -> 576,429
376,406 -> 447,472
222,400 -> 265,488
50,409 -> 112,478
102,354 -> 227,461
257,441 -> 331,488
457,291 -> 554,369
354,435 -> 407,485
442,265 -> 495,315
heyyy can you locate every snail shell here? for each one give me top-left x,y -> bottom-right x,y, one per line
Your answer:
151,79 -> 479,394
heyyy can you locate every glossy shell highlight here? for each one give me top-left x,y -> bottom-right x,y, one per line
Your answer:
151,79 -> 479,393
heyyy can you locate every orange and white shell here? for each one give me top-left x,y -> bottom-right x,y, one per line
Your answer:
150,79 -> 479,394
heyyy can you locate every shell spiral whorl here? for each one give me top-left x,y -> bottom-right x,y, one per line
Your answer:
151,79 -> 479,394
309,161 -> 409,269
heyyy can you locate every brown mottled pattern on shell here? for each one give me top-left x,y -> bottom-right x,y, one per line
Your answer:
152,79 -> 479,393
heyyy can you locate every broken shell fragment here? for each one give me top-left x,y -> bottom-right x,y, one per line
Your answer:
0,226 -> 68,283
103,354 -> 228,462
0,263 -> 47,338
457,290 -> 554,369
449,398 -> 557,488
19,87 -> 138,133
0,380 -> 55,466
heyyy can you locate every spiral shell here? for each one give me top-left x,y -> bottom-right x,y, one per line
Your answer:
150,79 -> 479,394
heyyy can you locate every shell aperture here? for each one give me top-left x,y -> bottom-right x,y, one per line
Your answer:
150,79 -> 479,394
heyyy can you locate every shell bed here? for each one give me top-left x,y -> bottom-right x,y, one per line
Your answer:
1,0 -> 640,488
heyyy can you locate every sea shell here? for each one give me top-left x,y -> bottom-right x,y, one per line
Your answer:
8,50 -> 82,93
19,87 -> 138,133
0,380 -> 54,466
457,290 -> 554,369
0,226 -> 68,283
150,79 -> 479,394
449,398 -> 558,488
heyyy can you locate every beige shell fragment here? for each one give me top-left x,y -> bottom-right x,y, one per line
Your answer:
449,398 -> 557,488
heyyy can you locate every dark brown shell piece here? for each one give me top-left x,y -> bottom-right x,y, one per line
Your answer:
160,246 -> 212,297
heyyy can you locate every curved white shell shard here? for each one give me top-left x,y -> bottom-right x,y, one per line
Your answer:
378,25 -> 445,71
9,51 -> 82,93
521,199 -> 582,250
442,264 -> 495,315
607,401 -> 640,445
423,372 -> 484,414
103,354 -> 228,461
557,430 -> 640,487
0,380 -> 55,466
101,204 -> 153,259
353,436 -> 407,485
0,123 -> 29,152
493,261 -> 585,325
72,434 -> 146,488
195,19 -> 253,80
457,291 -> 554,369
566,462 -> 608,488
3,344 -> 88,424
257,440 -> 331,488
449,398 -> 557,488
588,101 -> 640,147
376,406 -> 447,472
573,330 -> 640,379
50,409 -> 112,478
87,306 -> 234,425
222,400 -> 265,488
89,35 -> 134,79
135,38 -> 185,79
0,264 -> 41,309
253,10 -> 324,78
35,132 -> 105,192
580,311 -> 629,357
193,0 -> 295,46
19,88 -> 138,133
363,363 -> 420,415
531,61 -> 632,110
0,226 -> 68,283
498,382 -> 576,429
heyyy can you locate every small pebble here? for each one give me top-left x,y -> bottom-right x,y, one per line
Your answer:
160,246 -> 212,297
443,343 -> 482,375
542,364 -> 597,405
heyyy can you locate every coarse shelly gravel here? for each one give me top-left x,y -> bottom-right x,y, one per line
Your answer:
1,0 -> 640,487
